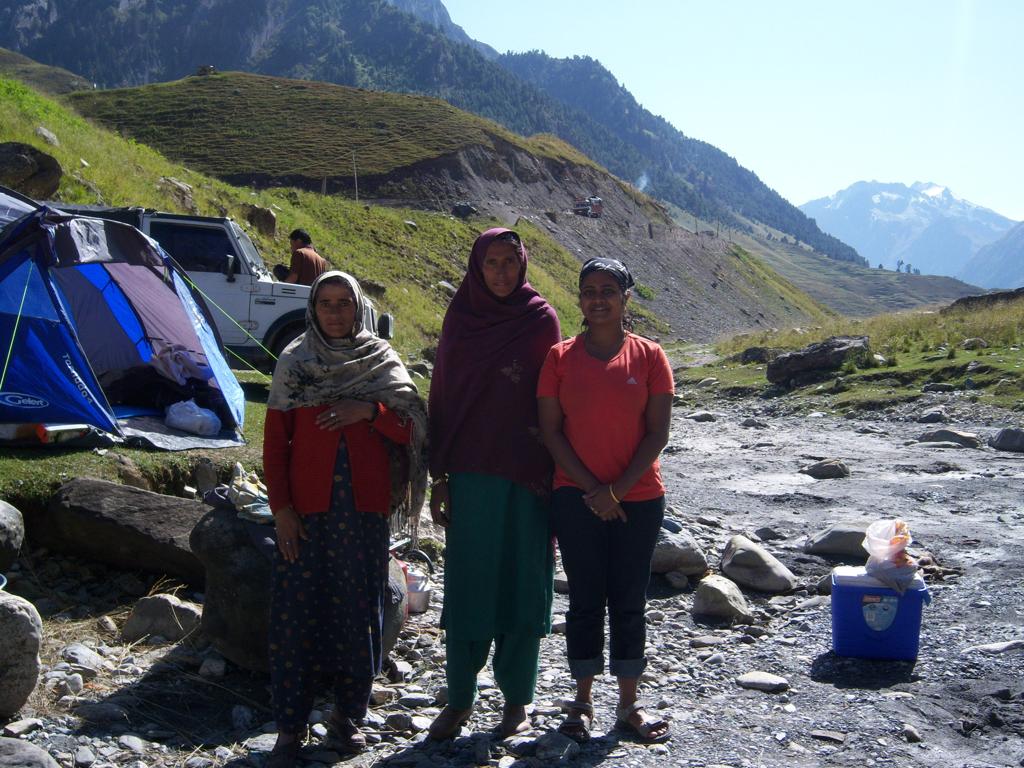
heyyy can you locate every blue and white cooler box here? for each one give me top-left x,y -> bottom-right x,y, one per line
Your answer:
831,565 -> 930,661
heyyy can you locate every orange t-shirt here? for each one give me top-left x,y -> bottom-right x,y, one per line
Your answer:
537,333 -> 674,501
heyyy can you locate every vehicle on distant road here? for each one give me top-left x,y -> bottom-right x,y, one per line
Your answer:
572,196 -> 603,218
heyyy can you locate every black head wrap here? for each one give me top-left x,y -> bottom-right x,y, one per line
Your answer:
579,257 -> 635,291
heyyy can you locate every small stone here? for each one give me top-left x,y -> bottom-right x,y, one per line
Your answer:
922,382 -> 955,393
198,657 -> 226,678
2,718 -> 42,737
810,729 -> 847,744
75,702 -> 129,724
736,671 -> 789,693
665,570 -> 691,590
35,126 -> 60,146
917,429 -> 980,448
962,639 -> 1024,655
799,459 -> 849,479
96,616 -> 117,634
741,417 -> 768,428
62,673 -> 84,695
534,731 -> 581,761
690,635 -> 727,648
696,377 -> 718,388
117,735 -> 146,753
385,712 -> 414,732
902,723 -> 923,743
370,685 -> 396,705
74,746 -> 96,767
399,692 -> 435,708
684,411 -> 717,422
553,571 -> 570,594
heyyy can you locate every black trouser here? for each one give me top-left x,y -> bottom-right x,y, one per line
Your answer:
551,487 -> 664,679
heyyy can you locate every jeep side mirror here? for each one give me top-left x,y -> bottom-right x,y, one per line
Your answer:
377,313 -> 394,340
224,253 -> 236,282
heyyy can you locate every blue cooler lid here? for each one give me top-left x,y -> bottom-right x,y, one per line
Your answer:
831,565 -> 927,591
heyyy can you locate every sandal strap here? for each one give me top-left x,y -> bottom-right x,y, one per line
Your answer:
615,701 -> 645,720
560,699 -> 594,715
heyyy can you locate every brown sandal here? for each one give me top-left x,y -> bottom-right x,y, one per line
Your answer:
557,700 -> 594,744
615,702 -> 670,743
326,714 -> 367,753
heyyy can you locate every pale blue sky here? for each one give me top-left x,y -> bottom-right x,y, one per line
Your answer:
442,0 -> 1024,220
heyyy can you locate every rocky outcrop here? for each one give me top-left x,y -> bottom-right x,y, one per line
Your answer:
0,141 -> 62,198
41,479 -> 206,585
243,204 -> 276,236
190,507 -> 408,672
799,459 -> 850,479
766,336 -> 870,385
0,501 -> 24,574
0,592 -> 42,718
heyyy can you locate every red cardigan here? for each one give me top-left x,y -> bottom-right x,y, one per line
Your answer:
263,402 -> 413,516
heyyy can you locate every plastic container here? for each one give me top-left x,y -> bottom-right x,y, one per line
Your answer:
831,565 -> 930,661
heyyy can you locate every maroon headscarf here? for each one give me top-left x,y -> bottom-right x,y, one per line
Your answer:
429,228 -> 561,495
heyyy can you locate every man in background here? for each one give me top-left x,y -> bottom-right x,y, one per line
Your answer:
279,229 -> 328,284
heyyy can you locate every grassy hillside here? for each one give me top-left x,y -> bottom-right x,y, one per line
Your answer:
66,71 -> 602,182
0,46 -> 91,95
676,295 -> 1024,413
1,76 -> 593,360
743,232 -> 980,317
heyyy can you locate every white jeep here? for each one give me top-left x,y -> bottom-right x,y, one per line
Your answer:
50,206 -> 392,371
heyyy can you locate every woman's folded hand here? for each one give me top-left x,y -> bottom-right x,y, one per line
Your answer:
316,400 -> 377,430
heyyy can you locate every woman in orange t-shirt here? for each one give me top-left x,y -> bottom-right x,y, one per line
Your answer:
538,258 -> 673,744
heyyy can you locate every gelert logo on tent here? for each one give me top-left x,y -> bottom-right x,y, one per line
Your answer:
0,393 -> 49,409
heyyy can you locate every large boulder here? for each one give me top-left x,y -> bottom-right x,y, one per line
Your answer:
0,142 -> 62,198
0,501 -> 25,574
190,507 -> 407,672
989,428 -> 1024,453
804,522 -> 869,558
799,459 -> 850,479
42,479 -> 206,585
0,738 -> 59,768
766,336 -> 870,385
917,429 -> 980,448
0,592 -> 42,718
692,575 -> 752,622
650,529 -> 708,575
721,535 -> 798,593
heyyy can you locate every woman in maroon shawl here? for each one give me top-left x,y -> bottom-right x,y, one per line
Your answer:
427,228 -> 561,739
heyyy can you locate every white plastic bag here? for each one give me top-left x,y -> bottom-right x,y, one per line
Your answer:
165,399 -> 221,436
863,519 -> 918,593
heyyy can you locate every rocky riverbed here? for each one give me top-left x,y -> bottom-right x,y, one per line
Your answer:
2,392 -> 1023,768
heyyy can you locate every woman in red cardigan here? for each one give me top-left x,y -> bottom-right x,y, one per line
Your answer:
262,271 -> 426,766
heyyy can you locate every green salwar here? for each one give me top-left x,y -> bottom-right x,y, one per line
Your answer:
442,472 -> 554,708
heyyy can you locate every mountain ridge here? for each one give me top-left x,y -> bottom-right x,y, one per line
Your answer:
0,0 -> 862,266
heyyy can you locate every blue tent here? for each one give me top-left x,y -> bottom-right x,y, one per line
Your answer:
0,197 -> 244,445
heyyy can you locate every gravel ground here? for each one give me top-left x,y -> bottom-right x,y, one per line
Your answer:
3,392 -> 1023,768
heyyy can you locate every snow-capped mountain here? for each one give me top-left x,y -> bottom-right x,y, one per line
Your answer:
800,181 -> 1016,277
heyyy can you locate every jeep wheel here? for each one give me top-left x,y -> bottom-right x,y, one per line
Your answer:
271,324 -> 305,360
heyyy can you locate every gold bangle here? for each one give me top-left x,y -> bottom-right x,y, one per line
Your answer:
608,484 -> 620,504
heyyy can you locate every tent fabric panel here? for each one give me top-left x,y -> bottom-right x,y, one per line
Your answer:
0,250 -> 60,322
172,270 -> 244,430
0,190 -> 35,228
51,216 -> 165,269
0,312 -> 118,434
105,262 -> 208,365
51,266 -> 150,379
74,263 -> 152,363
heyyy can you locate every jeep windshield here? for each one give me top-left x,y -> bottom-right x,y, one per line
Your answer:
232,222 -> 268,275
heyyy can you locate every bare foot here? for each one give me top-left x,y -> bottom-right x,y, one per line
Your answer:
427,705 -> 472,740
498,703 -> 530,738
